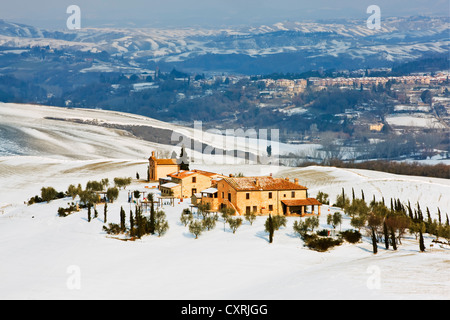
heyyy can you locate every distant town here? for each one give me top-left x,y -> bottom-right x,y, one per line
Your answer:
0,43 -> 449,162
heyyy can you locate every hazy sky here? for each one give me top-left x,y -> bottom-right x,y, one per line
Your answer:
1,0 -> 449,29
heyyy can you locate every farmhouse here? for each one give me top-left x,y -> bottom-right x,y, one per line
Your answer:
160,169 -> 225,198
201,175 -> 322,216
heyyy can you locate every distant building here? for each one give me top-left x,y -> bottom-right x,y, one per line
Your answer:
369,123 -> 384,132
148,151 -> 180,181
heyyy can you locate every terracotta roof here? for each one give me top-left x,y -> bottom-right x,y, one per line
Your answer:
223,176 -> 307,191
168,169 -> 224,179
155,159 -> 178,165
282,198 -> 322,206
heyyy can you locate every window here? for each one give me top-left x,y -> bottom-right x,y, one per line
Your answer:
268,192 -> 272,199
246,206 -> 251,214
228,193 -> 231,202
269,205 -> 273,211
192,177 -> 196,183
221,192 -> 224,198
253,206 -> 257,213
246,193 -> 250,200
192,188 -> 197,196
291,191 -> 295,198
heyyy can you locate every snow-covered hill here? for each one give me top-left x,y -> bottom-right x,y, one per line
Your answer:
0,103 -> 448,299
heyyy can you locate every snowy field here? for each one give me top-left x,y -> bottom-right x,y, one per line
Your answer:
385,114 -> 446,129
0,103 -> 449,300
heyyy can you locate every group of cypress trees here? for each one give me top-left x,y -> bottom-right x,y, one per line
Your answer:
341,187 -> 450,254
103,193 -> 169,238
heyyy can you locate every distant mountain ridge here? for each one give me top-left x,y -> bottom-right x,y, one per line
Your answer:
0,16 -> 448,74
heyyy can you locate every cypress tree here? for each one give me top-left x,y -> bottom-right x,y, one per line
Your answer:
417,202 -> 423,221
268,214 -> 274,243
383,220 -> 389,249
136,206 -> 142,238
138,206 -> 146,237
352,188 -> 355,201
391,228 -> 397,250
419,228 -> 425,252
130,208 -> 134,237
149,193 -> 155,234
104,202 -> 108,224
407,201 -> 413,220
371,228 -> 378,254
361,189 -> 365,201
87,205 -> 91,222
368,213 -> 381,254
120,206 -> 126,232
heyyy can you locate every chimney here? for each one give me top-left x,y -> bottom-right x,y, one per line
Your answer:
151,151 -> 155,158
255,178 -> 260,187
285,177 -> 289,182
294,178 -> 299,184
229,174 -> 234,177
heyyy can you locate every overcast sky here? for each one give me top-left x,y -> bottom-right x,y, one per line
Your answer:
1,0 -> 449,29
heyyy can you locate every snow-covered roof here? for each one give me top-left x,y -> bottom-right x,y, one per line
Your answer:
201,187 -> 218,194
160,182 -> 180,189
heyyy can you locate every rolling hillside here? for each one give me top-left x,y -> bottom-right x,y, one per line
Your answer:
0,103 -> 448,300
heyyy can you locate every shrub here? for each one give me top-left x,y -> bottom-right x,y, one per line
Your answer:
340,229 -> 362,243
180,210 -> 193,226
316,229 -> 329,237
227,217 -> 243,234
41,187 -> 58,203
203,215 -> 217,231
57,204 -> 78,217
103,223 -> 122,235
245,210 -> 257,225
316,191 -> 330,205
106,187 -> 119,203
154,210 -> 169,237
304,235 -> 343,252
27,195 -> 43,205
293,220 -> 308,238
272,215 -> 287,230
66,184 -> 82,200
114,177 -> 132,189
86,180 -> 104,192
189,220 -> 205,239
